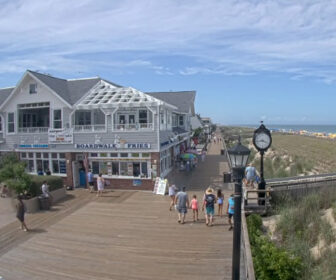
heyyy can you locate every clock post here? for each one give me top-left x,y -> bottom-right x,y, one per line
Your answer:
252,122 -> 272,206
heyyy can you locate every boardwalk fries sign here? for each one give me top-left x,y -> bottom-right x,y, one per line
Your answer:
48,128 -> 74,144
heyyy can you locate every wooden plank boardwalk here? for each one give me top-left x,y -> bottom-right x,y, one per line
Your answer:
0,133 -> 234,280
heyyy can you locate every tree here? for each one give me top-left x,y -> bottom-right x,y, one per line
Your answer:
0,158 -> 32,196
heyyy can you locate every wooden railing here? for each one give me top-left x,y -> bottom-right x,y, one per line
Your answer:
241,211 -> 256,280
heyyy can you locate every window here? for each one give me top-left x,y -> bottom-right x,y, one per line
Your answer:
29,83 -> 37,94
141,162 -> 148,177
99,162 -> 108,175
7,112 -> 14,133
112,162 -> 119,175
172,114 -> 178,127
110,153 -> 118,157
120,153 -> 128,158
120,162 -> 128,175
160,112 -> 164,124
75,111 -> 91,125
0,116 -> 2,132
50,153 -> 66,174
53,109 -> 62,129
92,161 -> 99,174
142,153 -> 150,158
179,115 -> 184,126
129,115 -> 135,124
139,110 -> 147,123
133,162 -> 140,177
119,115 -> 125,124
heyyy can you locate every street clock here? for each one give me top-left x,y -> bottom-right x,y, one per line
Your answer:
253,123 -> 272,152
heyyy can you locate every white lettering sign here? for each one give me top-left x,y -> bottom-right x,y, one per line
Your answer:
48,128 -> 73,144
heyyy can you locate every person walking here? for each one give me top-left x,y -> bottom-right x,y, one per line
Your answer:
16,195 -> 29,232
217,189 -> 224,217
202,187 -> 216,226
227,193 -> 235,230
245,164 -> 257,187
168,184 -> 177,211
174,187 -> 189,224
87,169 -> 94,193
41,180 -> 53,206
97,173 -> 105,197
190,194 -> 199,222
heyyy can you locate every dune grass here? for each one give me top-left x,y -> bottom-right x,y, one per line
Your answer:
271,133 -> 336,174
275,188 -> 336,279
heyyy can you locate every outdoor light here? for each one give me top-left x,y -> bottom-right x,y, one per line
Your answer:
227,136 -> 250,178
227,136 -> 251,280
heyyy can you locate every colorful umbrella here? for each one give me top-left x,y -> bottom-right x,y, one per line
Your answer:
186,149 -> 199,155
180,153 -> 196,160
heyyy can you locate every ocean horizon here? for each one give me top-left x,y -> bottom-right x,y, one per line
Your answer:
239,124 -> 336,134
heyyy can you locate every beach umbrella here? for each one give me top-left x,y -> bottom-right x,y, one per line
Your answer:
186,149 -> 199,155
180,153 -> 196,160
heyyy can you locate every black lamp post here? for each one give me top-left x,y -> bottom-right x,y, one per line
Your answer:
227,136 -> 251,280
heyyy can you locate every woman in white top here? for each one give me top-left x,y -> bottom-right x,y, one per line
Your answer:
168,184 -> 177,211
97,173 -> 105,197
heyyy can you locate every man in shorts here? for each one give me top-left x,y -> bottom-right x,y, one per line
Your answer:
202,187 -> 216,226
245,164 -> 257,187
174,187 -> 189,224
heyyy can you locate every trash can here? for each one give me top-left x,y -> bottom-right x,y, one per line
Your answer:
39,196 -> 50,210
221,149 -> 225,155
223,172 -> 231,183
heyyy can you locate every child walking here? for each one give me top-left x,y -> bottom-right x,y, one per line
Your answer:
217,189 -> 224,217
190,194 -> 199,222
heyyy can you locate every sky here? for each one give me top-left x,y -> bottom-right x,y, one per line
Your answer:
0,0 -> 336,125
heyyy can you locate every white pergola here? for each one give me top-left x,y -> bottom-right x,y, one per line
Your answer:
75,81 -> 176,110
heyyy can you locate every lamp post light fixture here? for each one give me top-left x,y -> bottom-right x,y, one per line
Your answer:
227,136 -> 251,280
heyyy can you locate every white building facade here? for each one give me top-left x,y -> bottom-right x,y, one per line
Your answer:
0,70 -> 195,190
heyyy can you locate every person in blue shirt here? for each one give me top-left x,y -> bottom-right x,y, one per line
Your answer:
227,193 -> 235,231
245,164 -> 257,187
87,170 -> 94,193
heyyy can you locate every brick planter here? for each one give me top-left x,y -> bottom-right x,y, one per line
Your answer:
23,187 -> 67,213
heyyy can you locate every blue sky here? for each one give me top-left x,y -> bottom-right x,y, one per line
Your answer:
0,0 -> 336,125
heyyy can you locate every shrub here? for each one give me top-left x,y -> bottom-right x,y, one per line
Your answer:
247,214 -> 303,280
29,175 -> 64,197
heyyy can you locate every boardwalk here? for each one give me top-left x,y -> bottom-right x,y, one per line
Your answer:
0,134 -> 234,280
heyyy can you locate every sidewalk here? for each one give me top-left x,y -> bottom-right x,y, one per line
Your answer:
167,132 -> 231,191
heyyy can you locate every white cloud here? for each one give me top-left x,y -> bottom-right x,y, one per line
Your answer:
1,0 -> 336,81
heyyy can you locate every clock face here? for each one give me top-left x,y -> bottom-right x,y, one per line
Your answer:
255,132 -> 271,150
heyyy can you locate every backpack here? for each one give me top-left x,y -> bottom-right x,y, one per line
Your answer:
205,194 -> 215,206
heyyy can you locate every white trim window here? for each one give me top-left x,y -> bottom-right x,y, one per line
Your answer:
53,109 -> 62,129
179,115 -> 184,126
7,112 -> 15,133
89,152 -> 150,178
20,152 -> 66,175
29,83 -> 37,94
51,153 -> 66,174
